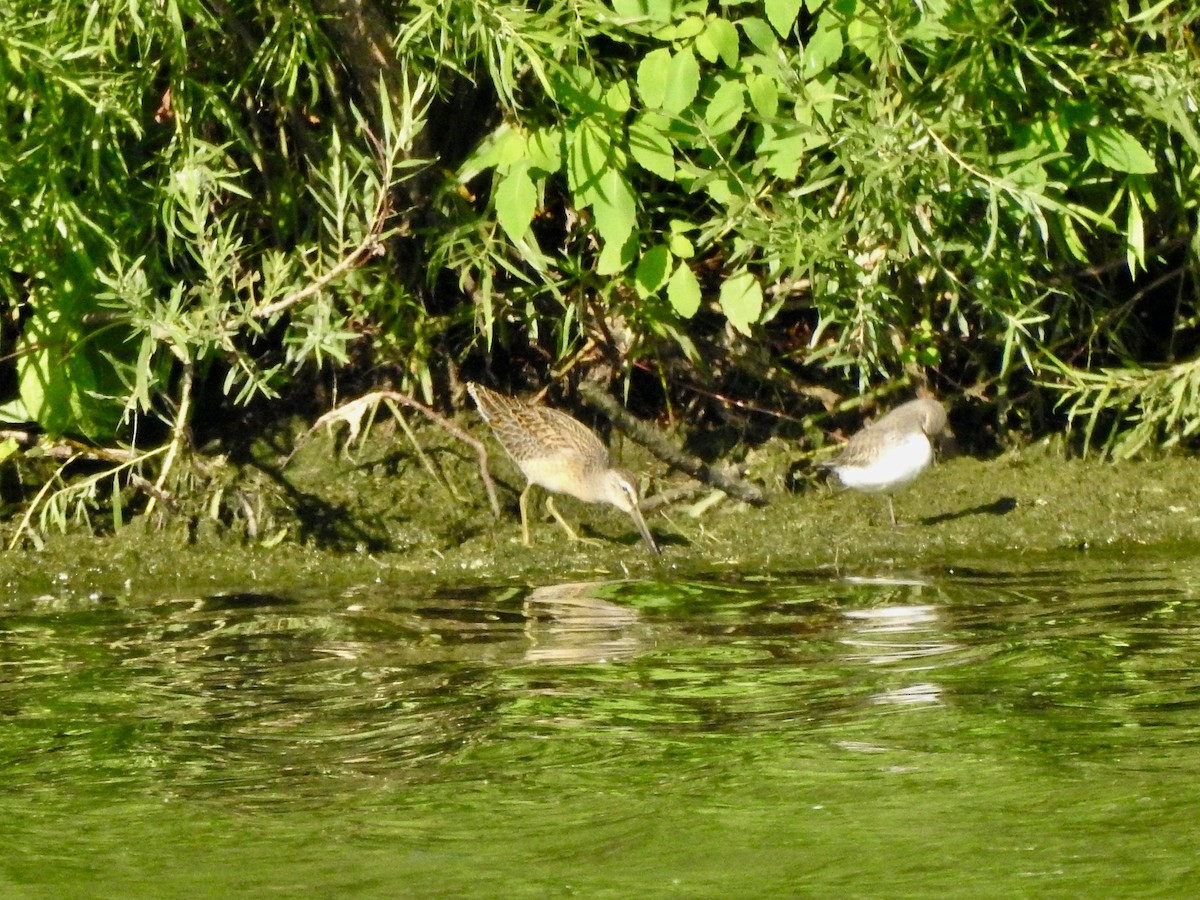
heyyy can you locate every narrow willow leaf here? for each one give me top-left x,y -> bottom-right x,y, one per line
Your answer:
635,245 -> 672,298
111,475 -> 123,531
764,0 -> 803,36
1126,193 -> 1145,275
719,270 -> 763,335
495,161 -> 536,242
1086,126 -> 1157,174
629,117 -> 675,179
668,262 -> 702,318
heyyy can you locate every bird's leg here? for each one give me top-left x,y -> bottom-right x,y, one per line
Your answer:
545,497 -> 603,547
887,495 -> 898,527
518,482 -> 534,546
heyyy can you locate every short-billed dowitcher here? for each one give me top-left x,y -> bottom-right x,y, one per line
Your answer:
819,397 -> 948,526
467,383 -> 660,554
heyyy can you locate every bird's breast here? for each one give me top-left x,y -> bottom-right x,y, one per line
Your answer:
518,455 -> 606,504
830,433 -> 933,493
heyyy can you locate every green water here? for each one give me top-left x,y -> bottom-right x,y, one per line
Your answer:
2,558 -> 1198,897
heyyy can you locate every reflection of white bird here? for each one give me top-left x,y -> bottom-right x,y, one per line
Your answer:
820,398 -> 949,526
467,383 -> 659,554
522,582 -> 644,665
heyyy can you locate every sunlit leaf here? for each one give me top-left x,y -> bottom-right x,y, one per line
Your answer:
719,271 -> 763,336
591,168 -> 637,247
629,117 -> 675,179
696,17 -> 740,67
597,232 -> 637,275
527,127 -> 562,174
739,16 -> 779,52
746,73 -> 780,118
662,48 -> 700,114
495,161 -> 537,242
1126,194 -> 1145,275
1086,126 -> 1157,174
803,19 -> 843,79
567,119 -> 616,207
637,48 -> 672,108
635,245 -> 672,298
764,0 -> 803,36
706,80 -> 746,136
668,262 -> 702,318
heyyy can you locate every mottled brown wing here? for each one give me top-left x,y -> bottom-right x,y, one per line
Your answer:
490,405 -> 610,467
827,426 -> 888,468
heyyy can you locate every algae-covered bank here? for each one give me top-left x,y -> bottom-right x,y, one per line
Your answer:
3,421 -> 1199,593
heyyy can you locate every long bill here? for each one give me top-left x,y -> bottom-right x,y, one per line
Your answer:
628,504 -> 660,555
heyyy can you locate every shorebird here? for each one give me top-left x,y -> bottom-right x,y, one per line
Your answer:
819,397 -> 948,526
467,383 -> 660,554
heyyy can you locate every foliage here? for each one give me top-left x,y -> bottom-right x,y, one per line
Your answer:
432,0 -> 1197,410
0,0 -> 1198,540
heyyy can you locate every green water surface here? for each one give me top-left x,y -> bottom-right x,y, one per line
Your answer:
2,558 -> 1198,897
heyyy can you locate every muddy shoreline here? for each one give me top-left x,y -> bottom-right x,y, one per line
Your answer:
3,419 -> 1197,598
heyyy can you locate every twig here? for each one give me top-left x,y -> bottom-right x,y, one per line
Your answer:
576,381 -> 768,507
146,359 -> 193,518
295,390 -> 501,519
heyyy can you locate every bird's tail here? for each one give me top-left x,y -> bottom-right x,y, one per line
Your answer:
466,382 -> 522,423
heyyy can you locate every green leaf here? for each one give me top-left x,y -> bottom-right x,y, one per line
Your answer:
659,15 -> 706,41
803,19 -> 843,79
1126,194 -> 1145,275
662,48 -> 701,114
0,398 -> 31,424
637,48 -> 672,108
765,0 -> 803,36
706,79 -> 746,136
719,270 -> 763,336
527,127 -> 562,174
668,231 -> 695,258
613,0 -> 673,21
696,17 -> 740,67
668,263 -> 702,318
1086,126 -> 1157,174
567,119 -> 616,207
591,168 -> 637,247
550,64 -> 607,116
635,245 -> 672,298
747,73 -> 780,118
0,437 -> 20,465
629,116 -> 675,180
740,17 -> 779,53
597,232 -> 637,276
605,80 -> 633,115
757,124 -> 814,179
495,161 -> 537,242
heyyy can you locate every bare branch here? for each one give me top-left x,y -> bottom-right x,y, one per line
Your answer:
294,390 -> 502,519
576,381 -> 769,507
